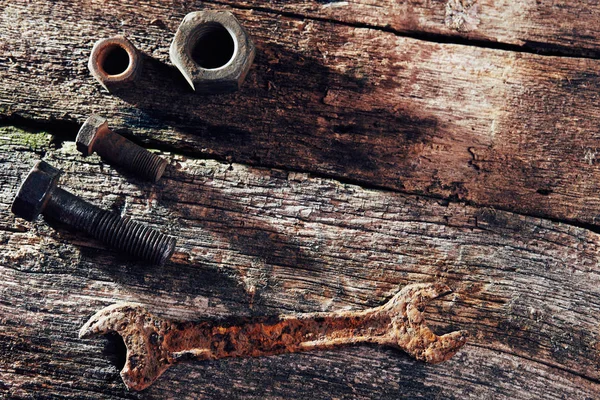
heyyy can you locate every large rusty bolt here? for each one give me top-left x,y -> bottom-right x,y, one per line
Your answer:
11,161 -> 176,265
169,11 -> 256,93
88,36 -> 142,90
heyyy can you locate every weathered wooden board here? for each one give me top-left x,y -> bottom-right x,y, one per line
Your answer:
2,1 -> 600,227
1,127 -> 599,398
212,0 -> 600,56
3,0 -> 600,398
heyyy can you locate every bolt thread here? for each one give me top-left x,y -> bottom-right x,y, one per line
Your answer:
130,148 -> 168,182
90,210 -> 175,265
93,130 -> 168,182
45,188 -> 176,265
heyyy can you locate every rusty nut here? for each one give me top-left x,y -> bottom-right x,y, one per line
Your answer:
88,36 -> 142,90
169,11 -> 256,93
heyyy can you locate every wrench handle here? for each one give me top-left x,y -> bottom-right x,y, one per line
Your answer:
164,307 -> 392,361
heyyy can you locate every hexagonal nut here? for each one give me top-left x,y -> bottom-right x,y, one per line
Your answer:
88,36 -> 142,90
11,161 -> 61,222
169,11 -> 256,93
76,114 -> 109,156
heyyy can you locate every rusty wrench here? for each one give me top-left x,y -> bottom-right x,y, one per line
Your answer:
80,283 -> 468,391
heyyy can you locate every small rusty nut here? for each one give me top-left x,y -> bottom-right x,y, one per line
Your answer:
88,36 -> 142,90
169,11 -> 256,93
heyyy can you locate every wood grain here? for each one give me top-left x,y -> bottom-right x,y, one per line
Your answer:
1,127 -> 600,398
2,0 -> 600,398
2,1 -> 600,226
207,0 -> 600,57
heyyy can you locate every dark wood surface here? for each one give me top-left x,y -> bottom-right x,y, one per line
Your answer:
1,1 -> 600,399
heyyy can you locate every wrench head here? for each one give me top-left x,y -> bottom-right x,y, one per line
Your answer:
382,283 -> 468,363
79,303 -> 172,391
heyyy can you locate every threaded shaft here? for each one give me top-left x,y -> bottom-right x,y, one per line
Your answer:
45,188 -> 176,265
130,148 -> 168,182
90,211 -> 175,265
93,130 -> 168,182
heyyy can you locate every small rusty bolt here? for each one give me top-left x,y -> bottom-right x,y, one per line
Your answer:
11,160 -> 176,265
88,36 -> 142,90
80,283 -> 468,391
170,11 -> 256,93
76,115 -> 168,182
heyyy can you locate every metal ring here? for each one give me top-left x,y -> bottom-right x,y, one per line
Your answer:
88,36 -> 142,90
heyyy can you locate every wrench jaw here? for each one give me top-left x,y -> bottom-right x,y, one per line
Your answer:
79,303 -> 173,391
382,283 -> 469,363
420,329 -> 468,363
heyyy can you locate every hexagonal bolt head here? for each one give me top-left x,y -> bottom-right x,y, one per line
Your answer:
88,36 -> 142,90
170,11 -> 256,93
11,161 -> 61,222
76,114 -> 108,156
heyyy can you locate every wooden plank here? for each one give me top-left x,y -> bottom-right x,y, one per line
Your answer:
3,1 -> 600,397
209,0 -> 600,56
2,1 -> 600,227
1,126 -> 599,398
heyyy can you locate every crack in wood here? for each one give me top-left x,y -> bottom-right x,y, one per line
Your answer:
205,0 -> 600,60
4,117 -> 600,240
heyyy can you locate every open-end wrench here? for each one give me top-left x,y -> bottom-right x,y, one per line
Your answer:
80,283 -> 468,391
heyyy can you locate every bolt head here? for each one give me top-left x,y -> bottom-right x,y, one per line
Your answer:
76,114 -> 108,156
169,11 -> 256,93
11,161 -> 61,222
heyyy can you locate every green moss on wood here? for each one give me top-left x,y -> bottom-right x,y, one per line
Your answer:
0,125 -> 52,151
